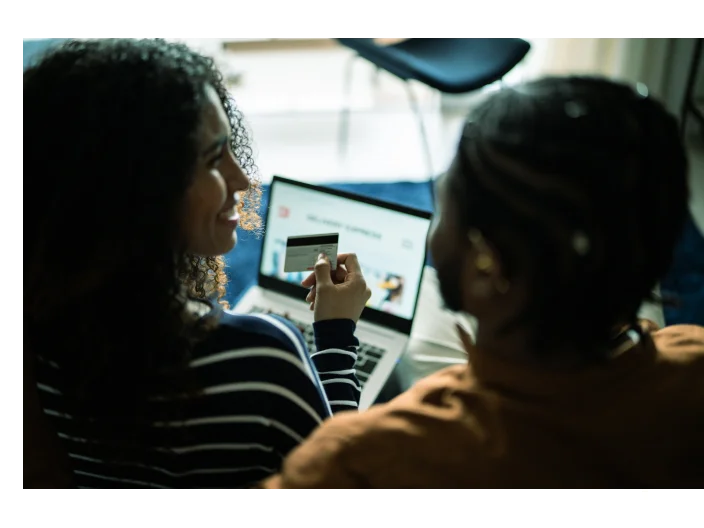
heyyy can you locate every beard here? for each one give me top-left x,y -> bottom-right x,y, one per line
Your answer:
435,252 -> 465,312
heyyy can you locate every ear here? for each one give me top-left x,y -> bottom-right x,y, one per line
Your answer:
465,229 -> 510,298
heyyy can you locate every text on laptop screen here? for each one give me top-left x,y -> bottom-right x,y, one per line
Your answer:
261,180 -> 431,321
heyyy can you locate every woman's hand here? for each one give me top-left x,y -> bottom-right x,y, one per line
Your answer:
301,253 -> 371,323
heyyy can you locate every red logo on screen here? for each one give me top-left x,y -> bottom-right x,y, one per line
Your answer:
278,206 -> 290,218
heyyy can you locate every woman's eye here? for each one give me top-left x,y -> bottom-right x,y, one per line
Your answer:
209,154 -> 224,168
209,142 -> 232,168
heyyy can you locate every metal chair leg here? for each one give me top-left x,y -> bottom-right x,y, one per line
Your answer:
405,81 -> 434,180
338,53 -> 357,158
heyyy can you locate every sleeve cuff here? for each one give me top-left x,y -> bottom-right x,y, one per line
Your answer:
313,319 -> 359,350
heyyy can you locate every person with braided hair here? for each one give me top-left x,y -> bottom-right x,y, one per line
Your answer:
260,76 -> 704,488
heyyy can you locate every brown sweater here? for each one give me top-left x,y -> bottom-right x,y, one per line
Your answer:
262,325 -> 704,488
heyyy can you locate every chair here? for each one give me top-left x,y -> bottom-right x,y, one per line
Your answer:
335,38 -> 531,177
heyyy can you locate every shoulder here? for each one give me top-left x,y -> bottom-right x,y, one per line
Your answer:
189,311 -> 316,387
195,310 -> 307,359
267,365 -> 485,487
189,311 -> 330,422
305,364 -> 483,449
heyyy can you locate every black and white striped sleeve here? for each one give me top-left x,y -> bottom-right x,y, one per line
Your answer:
310,319 -> 361,413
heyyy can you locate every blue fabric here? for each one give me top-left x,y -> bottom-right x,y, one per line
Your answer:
661,214 -> 704,325
23,39 -> 67,70
225,181 -> 703,327
337,38 -> 531,94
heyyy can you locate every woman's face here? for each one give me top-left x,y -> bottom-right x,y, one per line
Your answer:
182,85 -> 250,257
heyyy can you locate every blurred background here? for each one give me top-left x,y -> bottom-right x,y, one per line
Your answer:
23,38 -> 704,324
172,38 -> 704,326
167,38 -> 703,185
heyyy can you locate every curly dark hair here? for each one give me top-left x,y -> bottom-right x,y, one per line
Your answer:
24,39 -> 261,451
451,76 -> 689,358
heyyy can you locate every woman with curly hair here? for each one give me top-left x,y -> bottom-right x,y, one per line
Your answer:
24,38 -> 370,488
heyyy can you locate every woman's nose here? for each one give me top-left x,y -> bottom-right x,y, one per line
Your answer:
226,156 -> 250,192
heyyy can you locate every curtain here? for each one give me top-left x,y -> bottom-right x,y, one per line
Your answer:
519,38 -> 698,115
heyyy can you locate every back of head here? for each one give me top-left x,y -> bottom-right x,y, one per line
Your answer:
452,76 -> 689,355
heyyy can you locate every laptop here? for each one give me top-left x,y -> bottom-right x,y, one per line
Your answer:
232,176 -> 432,409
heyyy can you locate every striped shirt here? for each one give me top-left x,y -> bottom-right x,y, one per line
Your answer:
35,312 -> 361,488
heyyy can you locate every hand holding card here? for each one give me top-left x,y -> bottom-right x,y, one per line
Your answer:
301,253 -> 371,323
303,255 -> 348,306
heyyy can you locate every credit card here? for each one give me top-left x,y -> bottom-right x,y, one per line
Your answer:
284,233 -> 338,272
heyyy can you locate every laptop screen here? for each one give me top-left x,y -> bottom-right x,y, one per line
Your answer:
259,177 -> 432,333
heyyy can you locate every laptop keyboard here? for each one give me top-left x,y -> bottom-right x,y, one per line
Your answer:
249,306 -> 385,388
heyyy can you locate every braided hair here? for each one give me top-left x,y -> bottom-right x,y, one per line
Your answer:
451,76 -> 689,357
